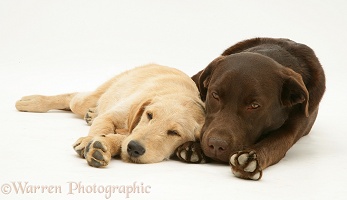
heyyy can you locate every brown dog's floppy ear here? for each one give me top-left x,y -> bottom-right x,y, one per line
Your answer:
194,56 -> 225,101
191,70 -> 203,90
281,69 -> 309,117
128,99 -> 152,133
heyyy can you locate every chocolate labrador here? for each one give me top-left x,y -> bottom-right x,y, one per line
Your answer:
176,38 -> 325,180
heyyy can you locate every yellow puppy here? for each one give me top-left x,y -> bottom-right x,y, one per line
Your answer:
16,64 -> 205,167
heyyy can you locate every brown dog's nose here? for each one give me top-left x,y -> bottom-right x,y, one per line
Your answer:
208,137 -> 228,156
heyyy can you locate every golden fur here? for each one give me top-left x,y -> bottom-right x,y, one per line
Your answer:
16,64 -> 205,167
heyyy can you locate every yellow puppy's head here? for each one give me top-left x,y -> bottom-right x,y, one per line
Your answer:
121,95 -> 205,163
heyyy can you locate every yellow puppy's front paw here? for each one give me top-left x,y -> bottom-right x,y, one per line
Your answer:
72,136 -> 94,158
84,137 -> 111,168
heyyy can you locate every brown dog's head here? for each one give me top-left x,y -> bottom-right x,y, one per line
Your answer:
194,52 -> 309,162
121,95 -> 205,163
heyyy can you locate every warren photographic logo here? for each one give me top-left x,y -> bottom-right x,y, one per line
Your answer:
1,181 -> 151,199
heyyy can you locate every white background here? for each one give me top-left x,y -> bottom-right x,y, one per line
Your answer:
1,1 -> 346,199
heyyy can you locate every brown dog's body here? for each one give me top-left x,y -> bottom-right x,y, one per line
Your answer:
177,38 -> 325,180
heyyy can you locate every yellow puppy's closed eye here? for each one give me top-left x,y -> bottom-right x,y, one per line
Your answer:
167,130 -> 180,137
147,112 -> 153,120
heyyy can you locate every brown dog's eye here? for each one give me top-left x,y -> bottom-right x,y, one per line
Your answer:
167,130 -> 180,136
211,92 -> 219,100
250,103 -> 260,109
147,112 -> 153,120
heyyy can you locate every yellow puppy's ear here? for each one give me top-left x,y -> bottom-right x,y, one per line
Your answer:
193,101 -> 205,141
128,99 -> 152,133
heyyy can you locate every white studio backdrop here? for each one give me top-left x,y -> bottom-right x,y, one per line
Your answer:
0,1 -> 346,200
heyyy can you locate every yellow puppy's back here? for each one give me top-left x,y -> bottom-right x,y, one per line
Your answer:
96,64 -> 199,114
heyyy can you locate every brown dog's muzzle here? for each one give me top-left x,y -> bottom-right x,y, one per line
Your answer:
201,127 -> 235,162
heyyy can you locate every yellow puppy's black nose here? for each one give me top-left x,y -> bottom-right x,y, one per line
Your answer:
127,140 -> 146,157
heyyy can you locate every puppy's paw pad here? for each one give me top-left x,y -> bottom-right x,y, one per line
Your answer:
84,138 -> 111,168
176,141 -> 209,164
230,150 -> 262,180
84,108 -> 97,126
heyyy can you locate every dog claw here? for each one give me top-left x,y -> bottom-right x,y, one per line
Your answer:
229,150 -> 263,180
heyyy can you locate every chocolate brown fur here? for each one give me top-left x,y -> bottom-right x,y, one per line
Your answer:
178,38 -> 325,180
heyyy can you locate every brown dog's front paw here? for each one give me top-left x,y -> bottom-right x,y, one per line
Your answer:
176,141 -> 209,164
84,137 -> 111,168
229,150 -> 262,180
